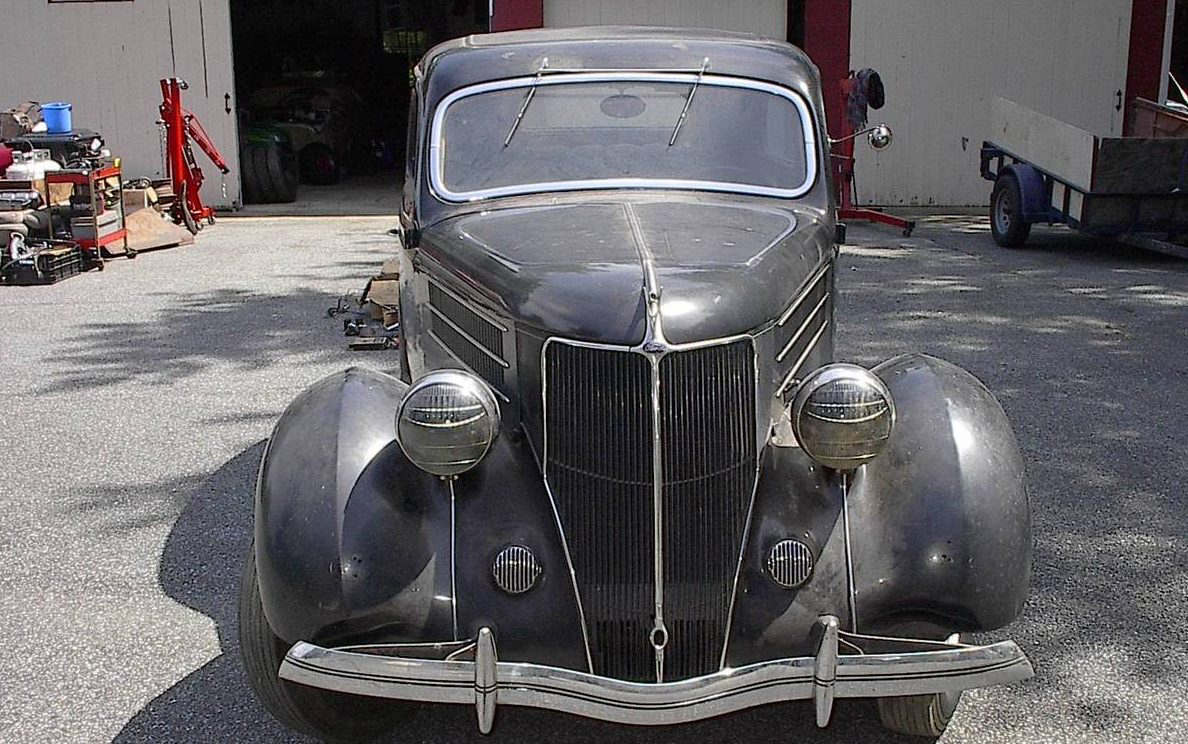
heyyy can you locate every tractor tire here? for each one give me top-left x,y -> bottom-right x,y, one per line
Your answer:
242,143 -> 298,204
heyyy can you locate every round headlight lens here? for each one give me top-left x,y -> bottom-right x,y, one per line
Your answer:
396,370 -> 500,477
791,363 -> 894,470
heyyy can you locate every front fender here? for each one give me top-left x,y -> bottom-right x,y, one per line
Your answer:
849,354 -> 1032,634
256,366 -> 588,671
255,367 -> 453,645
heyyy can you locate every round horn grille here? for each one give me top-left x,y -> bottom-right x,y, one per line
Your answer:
766,539 -> 815,589
492,545 -> 542,595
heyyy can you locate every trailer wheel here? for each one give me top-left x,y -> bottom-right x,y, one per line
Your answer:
990,173 -> 1031,247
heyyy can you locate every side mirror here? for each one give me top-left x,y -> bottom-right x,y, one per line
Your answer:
867,123 -> 893,150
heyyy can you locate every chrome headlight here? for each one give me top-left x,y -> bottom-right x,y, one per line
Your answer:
396,370 -> 500,477
791,363 -> 894,470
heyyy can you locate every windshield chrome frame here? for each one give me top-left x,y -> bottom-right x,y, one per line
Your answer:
428,71 -> 819,203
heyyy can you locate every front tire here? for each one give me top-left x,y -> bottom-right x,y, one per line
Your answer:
877,691 -> 961,738
238,543 -> 405,742
990,172 -> 1031,247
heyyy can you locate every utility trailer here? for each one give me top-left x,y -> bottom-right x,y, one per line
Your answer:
981,97 -> 1188,258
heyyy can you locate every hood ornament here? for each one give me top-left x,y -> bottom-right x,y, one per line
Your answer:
640,285 -> 669,355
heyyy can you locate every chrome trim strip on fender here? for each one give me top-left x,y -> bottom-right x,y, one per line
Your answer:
426,328 -> 513,404
840,473 -> 858,632
448,478 -> 459,641
427,304 -> 511,368
775,291 -> 830,363
777,320 -> 831,396
427,277 -> 509,332
279,623 -> 1033,730
429,72 -> 819,203
776,262 -> 831,327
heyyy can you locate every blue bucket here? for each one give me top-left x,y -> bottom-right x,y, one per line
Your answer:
42,102 -> 73,134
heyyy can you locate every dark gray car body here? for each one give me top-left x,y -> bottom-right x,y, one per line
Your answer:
254,28 -> 1030,686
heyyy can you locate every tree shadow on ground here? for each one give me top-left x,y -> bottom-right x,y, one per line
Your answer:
35,286 -> 361,395
112,443 -> 920,744
836,231 -> 1188,736
111,225 -> 1187,742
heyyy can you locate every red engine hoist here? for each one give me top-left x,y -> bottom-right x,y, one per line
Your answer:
159,78 -> 230,234
832,74 -> 915,237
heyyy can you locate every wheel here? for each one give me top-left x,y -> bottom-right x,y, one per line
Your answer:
238,543 -> 406,742
242,143 -> 299,204
262,143 -> 298,202
877,691 -> 962,738
990,172 -> 1031,247
301,143 -> 342,185
178,182 -> 200,235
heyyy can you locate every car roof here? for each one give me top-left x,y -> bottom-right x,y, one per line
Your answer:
416,26 -> 819,101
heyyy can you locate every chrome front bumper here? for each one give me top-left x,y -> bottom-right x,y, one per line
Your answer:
280,616 -> 1032,733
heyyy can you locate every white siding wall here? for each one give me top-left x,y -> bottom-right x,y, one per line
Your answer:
544,0 -> 786,39
850,0 -> 1132,206
0,1 -> 240,208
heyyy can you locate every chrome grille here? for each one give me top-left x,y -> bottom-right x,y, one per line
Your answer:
492,545 -> 543,595
766,539 -> 815,589
659,342 -> 757,680
545,343 -> 654,681
544,338 -> 757,682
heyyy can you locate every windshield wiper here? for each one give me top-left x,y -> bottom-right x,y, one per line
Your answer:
504,57 -> 549,147
668,57 -> 709,146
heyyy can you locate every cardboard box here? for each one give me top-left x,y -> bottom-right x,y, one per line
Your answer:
123,187 -> 157,211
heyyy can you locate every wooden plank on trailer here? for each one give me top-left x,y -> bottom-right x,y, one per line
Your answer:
1069,190 -> 1084,221
1093,137 -> 1188,194
1051,181 -> 1065,213
990,98 -> 1098,191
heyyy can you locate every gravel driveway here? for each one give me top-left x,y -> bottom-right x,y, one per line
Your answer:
0,213 -> 1183,743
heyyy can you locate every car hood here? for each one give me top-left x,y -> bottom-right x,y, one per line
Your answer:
418,198 -> 832,345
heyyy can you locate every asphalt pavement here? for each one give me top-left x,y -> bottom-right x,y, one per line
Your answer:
0,212 -> 1184,743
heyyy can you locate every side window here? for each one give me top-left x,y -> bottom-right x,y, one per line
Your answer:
402,89 -> 419,219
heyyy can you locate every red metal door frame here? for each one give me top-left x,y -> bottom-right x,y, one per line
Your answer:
491,0 -> 542,31
1123,0 -> 1170,134
803,0 -> 850,141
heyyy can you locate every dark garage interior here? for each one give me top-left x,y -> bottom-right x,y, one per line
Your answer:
229,0 -> 489,211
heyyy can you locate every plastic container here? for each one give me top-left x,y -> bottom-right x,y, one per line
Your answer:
1,244 -> 83,285
42,102 -> 72,134
4,150 -> 61,181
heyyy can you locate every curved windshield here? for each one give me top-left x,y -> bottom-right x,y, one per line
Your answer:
430,73 -> 816,202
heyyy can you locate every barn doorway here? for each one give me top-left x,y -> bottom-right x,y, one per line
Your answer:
229,0 -> 488,215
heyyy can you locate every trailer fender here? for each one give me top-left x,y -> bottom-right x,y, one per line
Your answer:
1000,163 -> 1050,223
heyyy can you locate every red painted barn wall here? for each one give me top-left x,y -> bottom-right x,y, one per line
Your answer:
491,0 -> 543,31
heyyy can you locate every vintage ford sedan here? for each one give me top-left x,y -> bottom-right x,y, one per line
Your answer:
239,27 -> 1033,741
